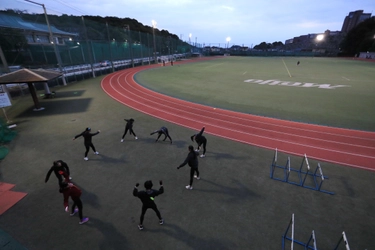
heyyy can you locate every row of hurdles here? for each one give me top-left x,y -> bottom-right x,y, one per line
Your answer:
270,149 -> 351,249
270,148 -> 334,195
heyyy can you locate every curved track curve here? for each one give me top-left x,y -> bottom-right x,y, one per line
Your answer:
101,62 -> 375,172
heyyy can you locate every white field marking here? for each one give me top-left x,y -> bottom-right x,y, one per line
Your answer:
282,58 -> 292,78
106,75 -> 375,163
342,76 -> 350,81
243,71 -> 247,75
103,70 -> 375,149
200,62 -> 225,70
244,79 -> 350,89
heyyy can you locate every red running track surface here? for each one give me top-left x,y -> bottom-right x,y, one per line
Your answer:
101,61 -> 375,172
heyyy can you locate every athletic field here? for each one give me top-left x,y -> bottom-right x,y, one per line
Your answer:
135,56 -> 375,131
0,56 -> 374,250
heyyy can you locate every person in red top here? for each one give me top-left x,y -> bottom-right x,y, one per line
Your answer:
60,182 -> 89,225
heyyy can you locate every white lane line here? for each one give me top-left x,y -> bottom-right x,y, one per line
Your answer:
342,76 -> 350,81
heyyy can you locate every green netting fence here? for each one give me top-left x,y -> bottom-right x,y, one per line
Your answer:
0,118 -> 17,160
25,29 -> 191,67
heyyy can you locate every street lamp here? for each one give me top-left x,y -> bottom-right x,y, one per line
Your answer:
152,20 -> 157,64
189,33 -> 192,44
226,37 -> 231,49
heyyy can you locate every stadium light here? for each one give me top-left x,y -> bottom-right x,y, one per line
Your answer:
316,34 -> 324,41
226,37 -> 231,48
152,20 -> 157,64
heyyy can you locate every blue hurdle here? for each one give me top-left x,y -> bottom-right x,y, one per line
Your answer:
282,214 -> 351,250
282,214 -> 318,250
270,149 -> 334,195
270,148 -> 291,182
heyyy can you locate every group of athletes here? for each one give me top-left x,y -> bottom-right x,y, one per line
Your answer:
45,118 -> 208,229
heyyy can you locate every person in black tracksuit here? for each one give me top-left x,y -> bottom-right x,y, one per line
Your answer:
121,118 -> 137,142
45,160 -> 71,186
73,127 -> 100,161
177,145 -> 200,190
150,126 -> 172,144
133,180 -> 164,230
191,126 -> 207,158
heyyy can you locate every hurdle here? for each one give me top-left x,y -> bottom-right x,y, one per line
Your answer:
282,214 -> 351,250
282,214 -> 317,250
270,149 -> 334,195
270,148 -> 291,182
333,232 -> 350,250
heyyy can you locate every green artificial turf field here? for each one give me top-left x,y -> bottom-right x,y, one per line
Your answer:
135,57 -> 375,131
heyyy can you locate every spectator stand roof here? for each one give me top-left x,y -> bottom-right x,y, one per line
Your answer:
0,13 -> 76,36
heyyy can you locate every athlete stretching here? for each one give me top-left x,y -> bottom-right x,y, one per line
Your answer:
191,126 -> 207,158
133,180 -> 164,230
150,126 -> 172,144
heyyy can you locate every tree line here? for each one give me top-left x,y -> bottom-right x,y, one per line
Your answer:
1,9 -> 374,56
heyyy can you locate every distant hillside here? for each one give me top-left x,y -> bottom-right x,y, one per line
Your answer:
1,9 -> 180,42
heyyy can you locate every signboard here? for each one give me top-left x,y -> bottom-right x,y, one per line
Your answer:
0,85 -> 11,108
0,93 -> 11,108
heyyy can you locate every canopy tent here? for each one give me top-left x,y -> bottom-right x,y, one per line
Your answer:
0,68 -> 62,110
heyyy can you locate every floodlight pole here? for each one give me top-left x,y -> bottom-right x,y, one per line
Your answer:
139,31 -> 143,65
81,16 -> 95,78
106,22 -> 115,72
25,0 -> 66,85
152,20 -> 157,64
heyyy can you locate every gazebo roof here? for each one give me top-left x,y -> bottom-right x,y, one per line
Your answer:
0,68 -> 62,84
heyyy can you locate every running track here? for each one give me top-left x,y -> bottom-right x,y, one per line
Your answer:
101,60 -> 375,172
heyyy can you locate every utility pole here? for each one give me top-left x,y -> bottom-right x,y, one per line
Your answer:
82,16 -> 95,78
106,22 -> 115,72
25,0 -> 67,85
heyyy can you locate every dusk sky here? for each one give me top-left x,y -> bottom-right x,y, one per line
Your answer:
1,0 -> 374,46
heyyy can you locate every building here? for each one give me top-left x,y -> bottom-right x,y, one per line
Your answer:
284,10 -> 372,54
341,10 -> 372,33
